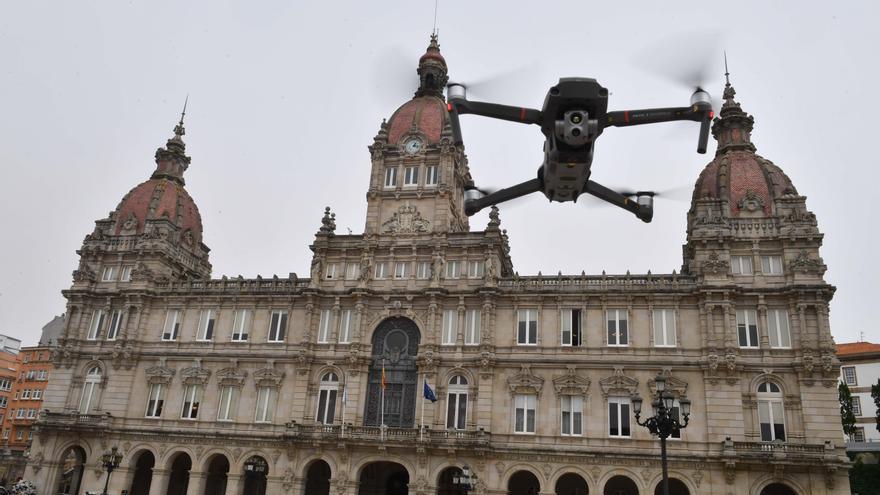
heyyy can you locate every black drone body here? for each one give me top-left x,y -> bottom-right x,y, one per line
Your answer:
448,77 -> 713,222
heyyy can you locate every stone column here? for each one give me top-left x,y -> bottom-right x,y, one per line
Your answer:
225,473 -> 243,495
188,470 -> 207,495
148,468 -> 170,495
109,466 -> 134,493
267,475 -> 285,493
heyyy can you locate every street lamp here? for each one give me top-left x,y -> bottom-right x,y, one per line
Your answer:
100,446 -> 123,495
452,464 -> 478,493
632,375 -> 691,495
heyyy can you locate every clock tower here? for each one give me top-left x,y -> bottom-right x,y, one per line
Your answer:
364,34 -> 473,236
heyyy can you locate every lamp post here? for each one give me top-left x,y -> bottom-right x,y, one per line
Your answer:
100,446 -> 122,495
632,375 -> 691,495
452,464 -> 478,493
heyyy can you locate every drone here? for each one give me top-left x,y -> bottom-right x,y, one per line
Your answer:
449,78 -> 713,222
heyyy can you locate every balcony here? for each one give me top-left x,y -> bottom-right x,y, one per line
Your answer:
37,411 -> 111,432
723,437 -> 839,463
284,423 -> 490,449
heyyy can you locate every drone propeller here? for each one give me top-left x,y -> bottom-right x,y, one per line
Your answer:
448,63 -> 545,102
369,45 -> 421,109
582,184 -> 692,208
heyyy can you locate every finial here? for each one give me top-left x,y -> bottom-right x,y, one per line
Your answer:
432,0 -> 439,37
724,51 -> 730,87
174,95 -> 188,137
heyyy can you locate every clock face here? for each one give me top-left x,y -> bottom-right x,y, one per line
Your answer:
404,138 -> 422,154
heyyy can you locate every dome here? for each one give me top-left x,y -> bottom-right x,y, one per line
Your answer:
692,82 -> 797,217
384,34 -> 450,147
112,119 -> 204,244
386,96 -> 449,146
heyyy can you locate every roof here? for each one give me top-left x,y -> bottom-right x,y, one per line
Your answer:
837,342 -> 880,358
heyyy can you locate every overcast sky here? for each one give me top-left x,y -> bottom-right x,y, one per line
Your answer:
0,1 -> 876,346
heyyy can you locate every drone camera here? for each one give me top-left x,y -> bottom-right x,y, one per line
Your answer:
555,109 -> 598,146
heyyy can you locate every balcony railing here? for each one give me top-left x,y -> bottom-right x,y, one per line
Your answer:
38,411 -> 111,429
285,423 -> 490,447
728,440 -> 830,459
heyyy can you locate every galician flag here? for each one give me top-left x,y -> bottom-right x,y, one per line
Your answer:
423,379 -> 437,403
381,362 -> 387,390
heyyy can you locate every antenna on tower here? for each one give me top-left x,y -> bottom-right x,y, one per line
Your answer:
860,331 -> 865,342
724,51 -> 730,86
432,0 -> 439,35
180,94 -> 189,126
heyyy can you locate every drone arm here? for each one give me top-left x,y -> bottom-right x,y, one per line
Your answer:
464,178 -> 543,216
605,103 -> 713,153
583,180 -> 653,223
451,99 -> 542,125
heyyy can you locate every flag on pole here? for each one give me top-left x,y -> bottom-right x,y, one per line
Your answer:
423,378 -> 437,402
381,361 -> 387,390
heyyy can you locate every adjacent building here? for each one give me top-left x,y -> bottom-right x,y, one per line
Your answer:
838,341 -> 880,461
26,36 -> 850,495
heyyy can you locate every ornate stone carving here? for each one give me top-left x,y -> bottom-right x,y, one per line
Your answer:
72,264 -> 97,283
702,252 -> 729,275
382,204 -> 431,234
552,367 -> 591,397
180,366 -> 211,385
145,365 -> 175,385
319,206 -> 337,235
789,250 -> 826,275
130,262 -> 155,282
599,368 -> 638,398
650,370 -> 688,397
254,367 -> 284,388
737,189 -> 766,212
216,367 -> 247,387
507,364 -> 544,396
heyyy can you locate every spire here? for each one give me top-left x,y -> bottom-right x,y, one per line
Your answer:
415,33 -> 448,98
710,56 -> 756,155
152,99 -> 192,184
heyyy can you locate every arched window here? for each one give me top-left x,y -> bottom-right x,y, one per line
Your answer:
78,366 -> 102,413
757,381 -> 785,441
446,375 -> 468,430
316,372 -> 339,424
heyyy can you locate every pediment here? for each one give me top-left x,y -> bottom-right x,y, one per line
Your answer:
650,371 -> 688,397
145,366 -> 175,385
507,365 -> 544,396
181,366 -> 212,386
599,368 -> 638,397
254,367 -> 285,388
553,368 -> 591,397
216,367 -> 248,387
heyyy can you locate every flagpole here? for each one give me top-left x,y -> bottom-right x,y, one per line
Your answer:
341,382 -> 347,439
420,373 -> 426,441
381,358 -> 386,442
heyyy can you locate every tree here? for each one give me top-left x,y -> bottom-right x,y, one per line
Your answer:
872,378 -> 880,432
839,382 -> 856,437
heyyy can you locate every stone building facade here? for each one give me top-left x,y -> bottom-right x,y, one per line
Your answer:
26,36 -> 849,495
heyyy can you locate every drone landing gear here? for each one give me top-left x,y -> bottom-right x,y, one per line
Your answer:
584,181 -> 653,223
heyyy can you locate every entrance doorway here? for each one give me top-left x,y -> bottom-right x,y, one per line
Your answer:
358,461 -> 409,495
56,446 -> 86,495
364,317 -> 421,428
128,450 -> 154,495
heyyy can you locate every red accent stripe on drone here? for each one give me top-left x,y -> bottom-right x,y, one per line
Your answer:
709,110 -> 715,119
447,103 -> 453,112
520,108 -> 526,121
624,111 -> 630,124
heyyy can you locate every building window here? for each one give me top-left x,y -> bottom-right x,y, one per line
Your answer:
416,262 -> 431,279
757,381 -> 785,441
180,385 -> 202,419
767,309 -> 791,348
842,366 -> 857,386
268,310 -> 288,342
425,165 -> 438,186
217,386 -> 239,421
851,396 -> 862,416
145,383 -> 165,418
21,389 -> 30,399
0,397 -> 7,408
344,263 -> 359,280
16,430 -> 23,441
1,430 -> 6,440
15,409 -> 24,419
445,261 -> 461,279
517,309 -> 538,345
101,266 -> 118,282
561,396 -> 583,436
468,261 -> 484,279
325,263 -> 339,280
317,310 -> 332,344
255,386 -> 277,423
852,427 -> 866,443
652,309 -> 676,347
442,309 -> 458,345
33,389 -> 42,400
338,309 -> 353,344
561,309 -> 582,347
26,409 -> 36,419
162,309 -> 181,341
231,309 -> 251,342
107,309 -> 123,340
0,379 -> 11,392
404,166 -> 419,186
78,366 -> 102,414
607,309 -> 628,346
465,309 -> 481,345
608,397 -> 632,437
394,262 -> 409,279
514,394 -> 536,434
197,309 -> 216,341
384,168 -> 397,188
87,310 -> 106,340
38,370 -> 48,380
446,375 -> 468,430
374,262 -> 389,280
316,372 -> 339,424
761,255 -> 783,275
731,255 -> 753,275
120,265 -> 134,282
736,309 -> 759,348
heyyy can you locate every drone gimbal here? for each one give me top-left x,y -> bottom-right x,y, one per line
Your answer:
448,77 -> 713,222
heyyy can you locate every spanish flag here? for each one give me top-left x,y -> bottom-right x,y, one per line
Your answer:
381,362 -> 387,390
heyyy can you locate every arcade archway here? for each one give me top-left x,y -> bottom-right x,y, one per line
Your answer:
128,450 -> 154,495
508,470 -> 541,495
760,483 -> 798,495
243,455 -> 269,495
167,453 -> 192,495
304,459 -> 331,495
204,454 -> 229,495
556,472 -> 589,495
653,478 -> 689,495
604,475 -> 638,495
437,466 -> 466,495
358,461 -> 409,495
56,446 -> 86,495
